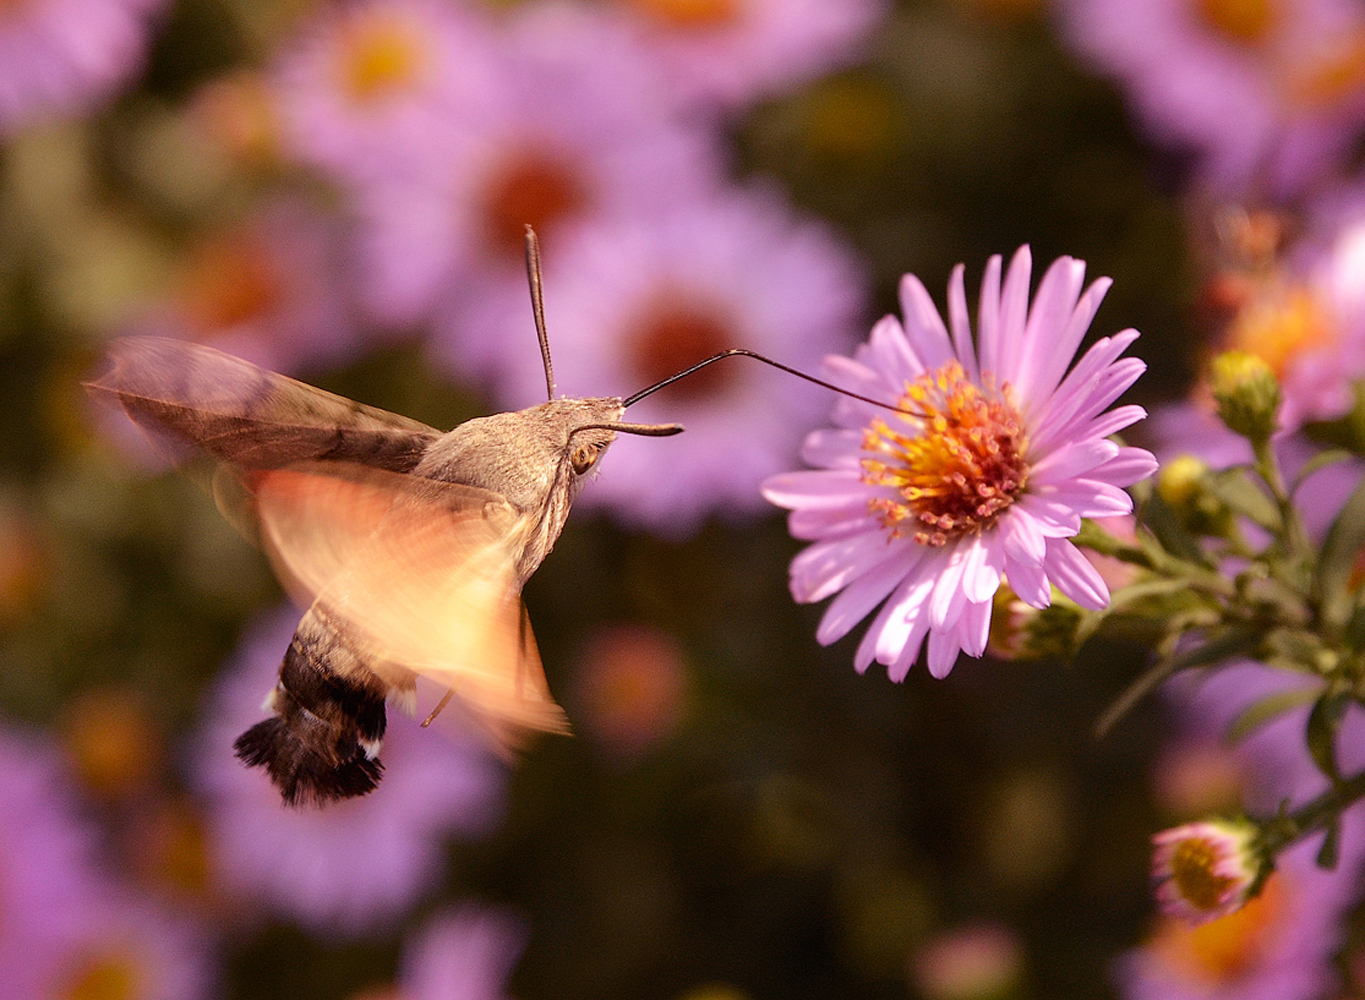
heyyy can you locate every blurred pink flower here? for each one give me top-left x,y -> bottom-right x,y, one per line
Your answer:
124,199 -> 366,377
190,606 -> 506,937
595,0 -> 888,111
398,907 -> 527,1000
272,0 -> 498,181
1058,0 -> 1365,197
0,0 -> 168,133
43,895 -> 218,1000
764,247 -> 1156,679
355,0 -> 725,332
0,725 -> 106,995
477,185 -> 866,533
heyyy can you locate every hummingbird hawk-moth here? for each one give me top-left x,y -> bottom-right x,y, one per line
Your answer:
87,229 -> 688,806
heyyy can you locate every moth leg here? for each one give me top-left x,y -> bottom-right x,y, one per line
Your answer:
420,688 -> 455,728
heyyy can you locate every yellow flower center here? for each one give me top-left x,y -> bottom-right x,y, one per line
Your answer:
860,361 -> 1029,546
624,0 -> 738,29
1150,874 -> 1285,986
336,13 -> 429,106
1223,284 -> 1333,379
1169,837 -> 1238,911
1194,0 -> 1278,45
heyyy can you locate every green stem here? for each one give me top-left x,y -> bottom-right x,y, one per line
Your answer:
1259,770 -> 1365,857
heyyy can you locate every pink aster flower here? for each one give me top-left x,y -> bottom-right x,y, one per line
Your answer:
190,606 -> 506,937
272,0 -> 498,182
479,185 -> 866,533
1057,0 -> 1365,198
1152,819 -> 1264,924
763,247 -> 1157,679
356,0 -> 724,333
596,0 -> 888,111
0,0 -> 168,134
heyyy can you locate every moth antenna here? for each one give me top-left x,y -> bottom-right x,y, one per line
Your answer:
622,349 -> 918,416
524,225 -> 556,401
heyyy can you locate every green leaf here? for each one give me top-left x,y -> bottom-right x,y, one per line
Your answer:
1225,686 -> 1322,746
1305,692 -> 1350,783
1137,491 -> 1210,566
1205,468 -> 1281,533
1314,471 -> 1365,629
1094,625 -> 1265,738
1291,448 -> 1354,491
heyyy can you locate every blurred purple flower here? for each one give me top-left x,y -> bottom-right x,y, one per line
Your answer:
272,0 -> 498,182
190,605 -> 506,938
0,724 -> 105,995
350,0 -> 726,332
478,185 -> 866,534
0,0 -> 168,134
1057,0 -> 1365,197
124,199 -> 365,377
397,906 -> 527,1000
594,0 -> 888,111
764,247 -> 1156,679
43,894 -> 218,1000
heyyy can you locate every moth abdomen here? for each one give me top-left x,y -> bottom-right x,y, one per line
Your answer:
234,607 -> 391,806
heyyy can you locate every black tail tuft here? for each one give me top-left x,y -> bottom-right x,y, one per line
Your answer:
234,718 -> 383,807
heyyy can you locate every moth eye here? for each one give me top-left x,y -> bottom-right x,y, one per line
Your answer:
570,444 -> 599,475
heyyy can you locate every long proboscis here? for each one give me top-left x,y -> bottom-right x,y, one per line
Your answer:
622,349 -> 915,415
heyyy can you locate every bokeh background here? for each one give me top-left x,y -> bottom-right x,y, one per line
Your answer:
2,0 -> 1364,997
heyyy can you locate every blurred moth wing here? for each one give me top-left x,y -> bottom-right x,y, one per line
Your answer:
247,464 -> 567,744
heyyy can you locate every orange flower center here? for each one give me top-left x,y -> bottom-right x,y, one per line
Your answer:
624,0 -> 738,29
179,234 -> 283,334
861,361 -> 1029,546
480,153 -> 585,258
1282,28 -> 1365,109
1223,284 -> 1332,379
1193,0 -> 1278,45
1169,837 -> 1238,911
336,13 -> 429,106
626,295 -> 735,400
54,948 -> 143,1000
1149,874 -> 1286,986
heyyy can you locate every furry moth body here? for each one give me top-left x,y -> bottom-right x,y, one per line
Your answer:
87,332 -> 665,806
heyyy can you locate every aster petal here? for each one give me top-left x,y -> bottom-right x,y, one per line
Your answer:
999,507 -> 1047,566
1030,330 -> 1139,438
1048,357 -> 1148,441
866,313 -> 924,383
946,264 -> 978,383
994,246 -> 1033,384
1075,403 -> 1148,442
799,428 -> 865,470
876,572 -> 936,665
885,612 -> 931,682
791,530 -> 911,603
976,254 -> 1004,376
788,506 -> 880,541
925,626 -> 963,678
762,469 -> 866,509
1013,255 -> 1086,406
1003,553 -> 1051,608
1030,438 -> 1120,482
815,544 -> 925,646
1042,480 -> 1135,519
1045,537 -> 1110,610
961,535 -> 1002,603
928,546 -> 970,629
1022,275 -> 1112,408
1015,493 -> 1083,537
898,273 -> 956,371
959,596 -> 992,657
1090,446 -> 1159,488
